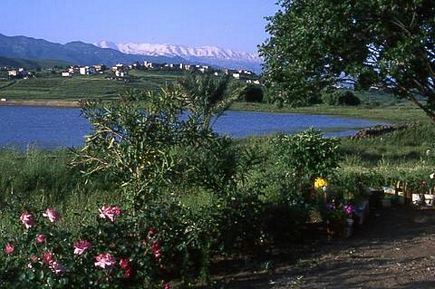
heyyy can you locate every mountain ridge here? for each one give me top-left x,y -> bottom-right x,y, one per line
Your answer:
96,41 -> 262,73
0,33 -> 186,67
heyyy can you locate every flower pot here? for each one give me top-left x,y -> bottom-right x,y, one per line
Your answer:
326,219 -> 346,239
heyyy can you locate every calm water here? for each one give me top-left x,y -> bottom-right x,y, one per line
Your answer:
0,106 -> 383,149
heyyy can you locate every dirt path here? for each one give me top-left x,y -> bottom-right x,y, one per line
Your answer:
226,206 -> 435,289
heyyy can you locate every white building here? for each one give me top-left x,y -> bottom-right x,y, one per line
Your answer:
79,66 -> 96,75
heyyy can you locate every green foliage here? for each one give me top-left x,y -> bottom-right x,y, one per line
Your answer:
260,0 -> 435,121
75,88 -> 240,209
271,129 -> 341,183
321,89 -> 361,106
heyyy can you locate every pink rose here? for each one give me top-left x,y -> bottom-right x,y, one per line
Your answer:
94,253 -> 116,269
4,243 -> 14,255
73,240 -> 92,256
20,211 -> 35,229
43,251 -> 55,265
43,208 -> 60,223
98,205 -> 121,222
36,234 -> 46,244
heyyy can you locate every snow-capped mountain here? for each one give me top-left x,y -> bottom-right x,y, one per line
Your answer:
95,41 -> 262,73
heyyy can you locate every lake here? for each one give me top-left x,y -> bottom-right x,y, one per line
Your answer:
0,106 -> 384,149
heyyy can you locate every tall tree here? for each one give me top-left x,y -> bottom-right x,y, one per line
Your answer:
260,0 -> 434,122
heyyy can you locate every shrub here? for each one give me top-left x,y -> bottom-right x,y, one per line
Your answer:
240,84 -> 264,102
321,89 -> 361,106
271,129 -> 341,184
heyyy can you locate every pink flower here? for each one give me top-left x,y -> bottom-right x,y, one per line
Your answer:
43,208 -> 60,223
49,261 -> 65,275
163,283 -> 171,289
98,205 -> 121,222
4,243 -> 14,255
43,251 -> 55,265
344,204 -> 353,216
94,253 -> 116,269
36,234 -> 46,244
20,211 -> 35,229
73,240 -> 92,256
151,241 -> 162,259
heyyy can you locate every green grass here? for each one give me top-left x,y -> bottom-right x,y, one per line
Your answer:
0,149 -> 119,231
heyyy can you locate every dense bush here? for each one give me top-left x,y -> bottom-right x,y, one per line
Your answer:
321,89 -> 361,106
240,84 -> 264,102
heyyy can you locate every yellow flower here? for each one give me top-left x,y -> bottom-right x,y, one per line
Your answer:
314,177 -> 328,190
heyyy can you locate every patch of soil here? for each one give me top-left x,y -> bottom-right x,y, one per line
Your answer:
214,206 -> 435,289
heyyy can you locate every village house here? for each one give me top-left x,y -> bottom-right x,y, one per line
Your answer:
112,63 -> 126,72
8,68 -> 28,79
144,61 -> 154,69
115,70 -> 128,78
179,64 -> 192,70
93,64 -> 106,72
61,71 -> 72,77
79,66 -> 96,75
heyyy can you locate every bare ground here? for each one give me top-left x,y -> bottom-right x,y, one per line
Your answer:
218,206 -> 435,289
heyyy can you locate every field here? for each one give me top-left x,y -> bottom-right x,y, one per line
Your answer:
0,69 -> 184,100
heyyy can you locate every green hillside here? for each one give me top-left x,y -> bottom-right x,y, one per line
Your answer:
0,70 -> 185,99
0,56 -> 71,70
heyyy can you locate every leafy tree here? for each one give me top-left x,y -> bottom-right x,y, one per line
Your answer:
260,0 -> 435,121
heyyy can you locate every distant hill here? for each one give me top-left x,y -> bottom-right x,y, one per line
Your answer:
0,56 -> 72,69
0,34 -> 186,66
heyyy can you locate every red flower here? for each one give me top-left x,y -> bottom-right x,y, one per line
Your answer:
119,258 -> 130,269
123,267 -> 134,279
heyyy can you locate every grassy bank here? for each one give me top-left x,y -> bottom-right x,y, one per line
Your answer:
230,101 -> 430,124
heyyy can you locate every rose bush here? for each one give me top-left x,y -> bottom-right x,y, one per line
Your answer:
0,206 -> 171,289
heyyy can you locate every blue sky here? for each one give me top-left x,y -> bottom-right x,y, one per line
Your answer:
0,0 -> 278,53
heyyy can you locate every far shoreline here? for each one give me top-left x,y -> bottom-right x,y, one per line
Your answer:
0,99 -> 80,108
